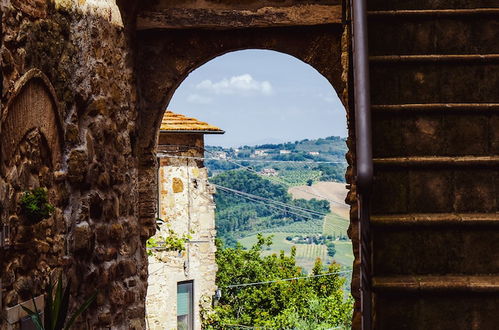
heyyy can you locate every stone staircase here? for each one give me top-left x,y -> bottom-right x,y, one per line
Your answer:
366,1 -> 499,328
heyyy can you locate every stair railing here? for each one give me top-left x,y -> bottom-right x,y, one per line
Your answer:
350,0 -> 373,329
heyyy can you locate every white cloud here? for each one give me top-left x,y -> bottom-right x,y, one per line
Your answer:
196,74 -> 273,95
187,94 -> 213,104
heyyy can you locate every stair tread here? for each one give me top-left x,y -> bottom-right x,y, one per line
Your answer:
368,8 -> 499,17
373,156 -> 499,167
372,103 -> 499,113
371,213 -> 499,226
373,275 -> 499,292
370,54 -> 499,63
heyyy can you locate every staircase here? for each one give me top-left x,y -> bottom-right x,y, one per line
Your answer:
366,1 -> 499,328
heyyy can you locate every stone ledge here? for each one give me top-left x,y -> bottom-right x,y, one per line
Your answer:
137,5 -> 342,30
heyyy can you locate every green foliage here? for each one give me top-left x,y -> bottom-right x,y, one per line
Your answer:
326,242 -> 336,258
20,188 -> 55,224
146,222 -> 192,257
315,163 -> 347,182
21,274 -> 96,330
204,235 -> 353,329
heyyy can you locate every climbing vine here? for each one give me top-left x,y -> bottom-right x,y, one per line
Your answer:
146,219 -> 192,256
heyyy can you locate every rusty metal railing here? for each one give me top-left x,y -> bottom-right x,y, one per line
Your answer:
351,0 -> 373,329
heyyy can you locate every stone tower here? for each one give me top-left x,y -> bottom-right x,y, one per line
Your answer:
146,111 -> 224,330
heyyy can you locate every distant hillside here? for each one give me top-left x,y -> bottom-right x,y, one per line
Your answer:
289,182 -> 349,219
210,170 -> 330,247
205,136 -> 347,183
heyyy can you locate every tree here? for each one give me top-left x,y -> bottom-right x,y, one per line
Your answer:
326,242 -> 336,258
306,179 -> 313,186
202,235 -> 352,329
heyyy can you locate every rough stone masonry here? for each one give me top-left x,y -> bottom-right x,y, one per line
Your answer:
0,0 -> 355,329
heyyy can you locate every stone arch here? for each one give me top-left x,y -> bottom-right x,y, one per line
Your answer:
135,25 -> 351,237
1,69 -> 64,172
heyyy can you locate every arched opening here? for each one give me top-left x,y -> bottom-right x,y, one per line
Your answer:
144,49 -> 353,329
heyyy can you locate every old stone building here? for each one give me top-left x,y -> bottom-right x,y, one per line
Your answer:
1,0 -> 498,329
146,111 -> 223,330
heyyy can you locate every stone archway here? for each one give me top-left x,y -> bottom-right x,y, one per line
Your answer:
136,25 -> 351,234
134,7 -> 360,326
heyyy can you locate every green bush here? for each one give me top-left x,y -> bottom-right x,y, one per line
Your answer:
20,188 -> 55,224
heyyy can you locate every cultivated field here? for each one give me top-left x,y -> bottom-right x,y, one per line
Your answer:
289,181 -> 350,219
238,231 -> 353,272
237,182 -> 353,272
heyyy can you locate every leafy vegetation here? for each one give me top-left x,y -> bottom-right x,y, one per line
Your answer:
203,235 -> 353,329
20,188 -> 55,224
146,219 -> 192,256
21,275 -> 96,330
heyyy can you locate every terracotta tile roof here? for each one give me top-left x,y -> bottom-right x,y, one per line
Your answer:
159,111 -> 224,134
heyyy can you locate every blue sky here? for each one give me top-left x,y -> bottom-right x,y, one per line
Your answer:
168,50 -> 347,147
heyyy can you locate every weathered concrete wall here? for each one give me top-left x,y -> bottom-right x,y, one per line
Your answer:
1,0 -> 145,328
146,134 -> 217,330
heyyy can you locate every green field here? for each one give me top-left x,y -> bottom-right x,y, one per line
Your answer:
322,212 -> 350,237
278,169 -> 322,186
332,241 -> 354,268
240,219 -> 323,237
238,231 -> 353,272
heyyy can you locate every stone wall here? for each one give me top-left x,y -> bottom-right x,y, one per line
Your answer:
146,133 -> 217,330
1,1 -> 354,329
1,1 -> 147,328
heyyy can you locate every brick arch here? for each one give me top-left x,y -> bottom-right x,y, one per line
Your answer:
1,69 -> 64,171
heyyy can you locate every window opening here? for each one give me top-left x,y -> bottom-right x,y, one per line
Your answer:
177,281 -> 194,330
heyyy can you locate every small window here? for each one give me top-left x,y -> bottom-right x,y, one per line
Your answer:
177,281 -> 194,330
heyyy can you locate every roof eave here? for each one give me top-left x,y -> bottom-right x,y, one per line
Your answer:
159,129 -> 225,135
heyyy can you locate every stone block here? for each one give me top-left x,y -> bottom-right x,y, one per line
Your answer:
172,177 -> 184,193
454,170 -> 497,212
371,169 -> 408,214
372,114 -> 406,157
117,259 -> 137,278
491,115 -> 499,154
67,149 -> 88,185
74,222 -> 91,251
408,170 -> 453,213
403,116 -> 445,156
109,282 -> 125,306
444,114 -> 489,155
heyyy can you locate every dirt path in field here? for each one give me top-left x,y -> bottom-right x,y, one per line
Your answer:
289,182 -> 350,219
